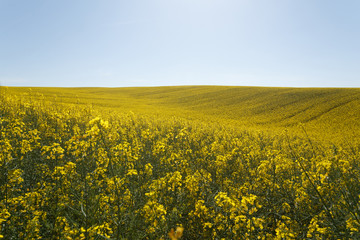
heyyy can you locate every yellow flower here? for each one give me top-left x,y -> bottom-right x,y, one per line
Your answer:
168,226 -> 184,240
126,169 -> 138,176
204,222 -> 213,229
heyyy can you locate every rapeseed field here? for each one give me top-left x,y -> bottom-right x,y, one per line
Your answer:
1,86 -> 360,239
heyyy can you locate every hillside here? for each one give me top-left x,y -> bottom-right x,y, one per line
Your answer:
3,86 -> 360,143
2,85 -> 360,239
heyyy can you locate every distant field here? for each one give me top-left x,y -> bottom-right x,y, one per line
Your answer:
1,85 -> 360,239
3,86 -> 360,144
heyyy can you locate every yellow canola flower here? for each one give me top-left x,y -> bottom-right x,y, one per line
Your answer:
64,161 -> 77,173
168,226 -> 184,240
144,163 -> 153,176
204,222 -> 213,229
89,117 -> 101,125
126,169 -> 138,176
100,119 -> 109,129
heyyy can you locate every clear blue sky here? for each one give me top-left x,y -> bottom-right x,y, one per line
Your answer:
1,0 -> 359,87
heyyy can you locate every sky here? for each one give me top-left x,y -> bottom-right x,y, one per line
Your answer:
1,0 -> 360,88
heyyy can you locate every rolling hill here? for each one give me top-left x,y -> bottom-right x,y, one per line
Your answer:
3,86 -> 360,143
2,85 -> 360,239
